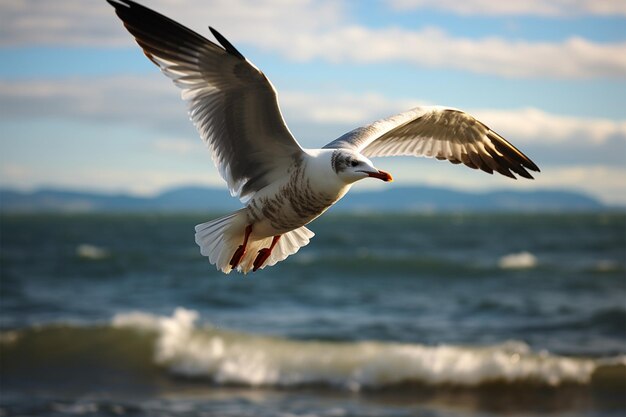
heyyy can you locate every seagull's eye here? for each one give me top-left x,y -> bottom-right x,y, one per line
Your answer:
350,160 -> 359,167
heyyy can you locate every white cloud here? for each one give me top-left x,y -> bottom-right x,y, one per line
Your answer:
154,138 -> 201,155
0,161 -> 221,197
1,75 -> 624,204
507,165 -> 626,205
256,26 -> 626,79
0,0 -> 342,47
280,91 -> 423,124
373,160 -> 626,205
74,168 -> 219,196
473,108 -> 626,144
278,90 -> 626,148
388,0 -> 626,16
0,76 -> 187,130
2,77 -> 625,148
1,1 -> 625,79
1,163 -> 31,181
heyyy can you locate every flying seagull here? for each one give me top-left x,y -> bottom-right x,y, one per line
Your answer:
107,0 -> 540,274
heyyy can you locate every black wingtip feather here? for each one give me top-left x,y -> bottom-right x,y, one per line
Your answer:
497,168 -> 517,179
106,0 -> 233,73
486,131 -> 540,180
209,27 -> 246,60
107,0 -> 133,11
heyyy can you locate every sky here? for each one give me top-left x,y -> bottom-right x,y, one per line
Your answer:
1,0 -> 625,204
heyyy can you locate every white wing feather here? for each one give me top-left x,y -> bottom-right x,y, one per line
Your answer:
325,106 -> 539,179
109,0 -> 304,201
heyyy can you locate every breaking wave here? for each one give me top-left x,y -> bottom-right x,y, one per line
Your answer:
3,308 -> 624,391
498,251 -> 537,269
114,308 -> 605,389
75,243 -> 110,260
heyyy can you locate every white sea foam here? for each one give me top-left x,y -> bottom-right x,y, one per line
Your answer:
76,244 -> 109,260
0,330 -> 19,345
594,260 -> 620,272
498,251 -> 537,269
111,308 -> 609,390
112,310 -> 165,332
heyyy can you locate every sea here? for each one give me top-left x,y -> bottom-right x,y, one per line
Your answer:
1,212 -> 625,417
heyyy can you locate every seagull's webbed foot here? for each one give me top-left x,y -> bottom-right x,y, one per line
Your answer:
229,245 -> 246,269
253,235 -> 281,272
229,225 -> 252,269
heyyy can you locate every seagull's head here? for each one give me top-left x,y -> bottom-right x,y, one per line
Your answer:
331,150 -> 393,184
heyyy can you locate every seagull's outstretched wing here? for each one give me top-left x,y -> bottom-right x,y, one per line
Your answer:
108,0 -> 304,201
324,106 -> 539,179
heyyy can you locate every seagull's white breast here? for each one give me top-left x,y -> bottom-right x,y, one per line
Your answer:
245,150 -> 350,238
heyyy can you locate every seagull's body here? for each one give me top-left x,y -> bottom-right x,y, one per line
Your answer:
244,149 -> 347,237
108,0 -> 540,273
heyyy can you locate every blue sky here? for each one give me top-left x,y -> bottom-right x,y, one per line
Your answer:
1,0 -> 625,204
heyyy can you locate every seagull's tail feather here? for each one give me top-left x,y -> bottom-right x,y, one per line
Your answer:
238,226 -> 315,273
195,209 -> 249,274
195,211 -> 315,274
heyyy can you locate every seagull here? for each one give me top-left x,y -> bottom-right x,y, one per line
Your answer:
108,0 -> 540,274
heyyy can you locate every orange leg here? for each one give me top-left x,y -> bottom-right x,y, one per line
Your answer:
229,225 -> 252,269
253,235 -> 281,272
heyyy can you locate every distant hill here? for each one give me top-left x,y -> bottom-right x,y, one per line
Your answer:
334,187 -> 607,212
0,185 -> 609,213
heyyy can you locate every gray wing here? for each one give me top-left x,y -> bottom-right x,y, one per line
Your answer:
324,106 -> 540,179
108,0 -> 304,201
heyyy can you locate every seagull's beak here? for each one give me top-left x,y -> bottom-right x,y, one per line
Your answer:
365,169 -> 393,182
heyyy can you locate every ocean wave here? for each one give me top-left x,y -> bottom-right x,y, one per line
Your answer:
594,259 -> 622,272
498,251 -> 537,269
75,244 -> 109,260
291,250 -> 622,275
112,308 -> 624,390
3,308 -> 624,392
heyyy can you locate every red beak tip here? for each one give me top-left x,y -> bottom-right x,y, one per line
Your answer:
367,170 -> 393,182
379,170 -> 393,182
